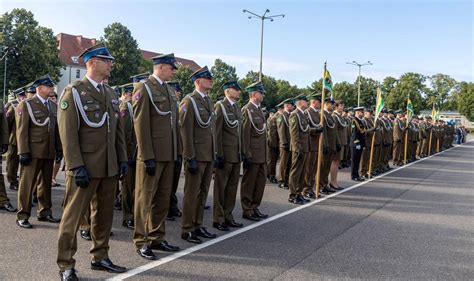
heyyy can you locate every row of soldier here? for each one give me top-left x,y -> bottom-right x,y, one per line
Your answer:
0,43 -> 456,281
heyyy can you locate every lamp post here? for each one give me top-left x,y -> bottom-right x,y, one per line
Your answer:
346,60 -> 372,106
243,9 -> 284,81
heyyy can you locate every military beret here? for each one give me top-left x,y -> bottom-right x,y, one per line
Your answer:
324,97 -> 335,104
120,83 -> 134,93
32,74 -> 55,88
354,106 -> 364,112
79,43 -> 114,63
246,80 -> 266,94
13,87 -> 26,96
222,80 -> 242,91
269,108 -> 276,113
130,72 -> 150,83
190,66 -> 213,81
346,107 -> 353,112
24,82 -> 36,93
151,53 -> 178,69
166,81 -> 183,92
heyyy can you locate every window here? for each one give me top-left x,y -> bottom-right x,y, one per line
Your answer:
76,69 -> 80,78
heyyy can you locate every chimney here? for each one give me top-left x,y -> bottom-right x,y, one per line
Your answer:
76,35 -> 82,45
91,38 -> 97,45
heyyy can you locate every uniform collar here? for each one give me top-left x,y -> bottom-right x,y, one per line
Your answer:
85,75 -> 102,90
152,74 -> 165,85
36,94 -> 48,105
196,89 -> 208,99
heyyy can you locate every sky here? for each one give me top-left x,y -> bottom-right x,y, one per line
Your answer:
2,0 -> 473,87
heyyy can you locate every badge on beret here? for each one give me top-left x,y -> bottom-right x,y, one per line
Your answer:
133,92 -> 141,101
60,101 -> 69,110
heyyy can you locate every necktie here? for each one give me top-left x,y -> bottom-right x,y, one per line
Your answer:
97,84 -> 103,93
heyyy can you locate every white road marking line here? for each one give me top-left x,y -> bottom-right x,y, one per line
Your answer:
108,141 -> 471,280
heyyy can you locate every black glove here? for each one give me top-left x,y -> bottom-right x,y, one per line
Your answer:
144,159 -> 156,176
1,144 -> 8,154
119,161 -> 128,180
174,155 -> 182,170
73,166 -> 90,188
297,151 -> 303,160
215,156 -> 225,169
336,144 -> 341,152
19,153 -> 32,166
55,150 -> 63,163
284,143 -> 290,151
187,158 -> 198,175
128,159 -> 136,168
323,146 -> 329,155
315,126 -> 324,133
243,157 -> 252,169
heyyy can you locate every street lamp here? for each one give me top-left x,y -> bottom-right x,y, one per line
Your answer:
346,60 -> 373,106
243,9 -> 284,81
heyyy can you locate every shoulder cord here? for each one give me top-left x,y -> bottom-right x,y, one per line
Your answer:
352,118 -> 365,133
187,95 -> 212,128
333,113 -> 348,127
281,112 -> 290,127
324,111 -> 335,129
295,112 -> 309,132
25,101 -> 50,130
307,107 -> 322,128
127,102 -> 134,119
71,87 -> 109,131
382,118 -> 392,130
143,82 -> 173,127
217,100 -> 239,129
247,108 -> 266,135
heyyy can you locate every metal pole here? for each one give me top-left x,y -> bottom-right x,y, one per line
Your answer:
259,18 -> 264,81
357,65 -> 361,107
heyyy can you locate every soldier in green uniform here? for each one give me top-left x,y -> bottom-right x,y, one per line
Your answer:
117,83 -> 136,230
392,110 -> 406,166
132,54 -> 181,259
303,93 -> 323,198
212,81 -> 244,231
331,100 -> 348,188
276,99 -> 294,189
360,108 -> 378,177
166,81 -> 183,221
241,81 -> 269,221
16,75 -> 62,228
266,105 -> 280,184
380,109 -> 393,171
0,93 -> 15,213
320,98 -> 341,194
5,87 -> 26,191
288,95 -> 312,204
179,66 -> 217,244
57,44 -> 128,280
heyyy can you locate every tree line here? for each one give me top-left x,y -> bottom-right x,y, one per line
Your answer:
1,8 -> 473,120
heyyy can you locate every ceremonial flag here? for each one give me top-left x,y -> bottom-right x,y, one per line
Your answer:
323,67 -> 333,99
406,98 -> 414,122
374,88 -> 385,122
431,104 -> 439,121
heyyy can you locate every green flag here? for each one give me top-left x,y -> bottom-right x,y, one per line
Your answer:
374,88 -> 385,122
323,68 -> 333,95
407,98 -> 414,122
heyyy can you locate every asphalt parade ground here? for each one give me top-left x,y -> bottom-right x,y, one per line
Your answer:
1,140 -> 473,280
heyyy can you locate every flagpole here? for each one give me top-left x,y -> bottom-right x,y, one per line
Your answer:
315,62 -> 326,196
403,96 -> 410,165
428,130 -> 433,156
368,132 -> 376,179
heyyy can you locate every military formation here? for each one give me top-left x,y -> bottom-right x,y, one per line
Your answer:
0,43 -> 459,281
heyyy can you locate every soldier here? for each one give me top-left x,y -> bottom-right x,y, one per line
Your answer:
166,81 -> 183,221
360,108 -> 379,178
0,93 -> 15,213
15,75 -> 62,228
266,106 -> 280,184
276,99 -> 293,189
380,109 -> 393,171
343,107 -> 354,168
319,98 -> 340,194
392,110 -> 406,166
179,66 -> 217,244
57,44 -> 128,280
241,81 -> 268,221
5,87 -> 26,191
118,83 -> 136,230
132,54 -> 181,260
288,95 -> 312,204
303,93 -> 323,198
330,100 -> 348,188
212,80 -> 244,231
351,107 -> 367,181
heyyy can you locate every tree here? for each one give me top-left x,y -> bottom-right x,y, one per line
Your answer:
333,81 -> 357,107
386,72 -> 426,113
239,71 -> 278,108
137,56 -> 153,75
173,65 -> 194,96
209,58 -> 238,101
428,74 -> 457,110
456,82 -> 474,121
102,22 -> 141,86
0,8 -> 63,96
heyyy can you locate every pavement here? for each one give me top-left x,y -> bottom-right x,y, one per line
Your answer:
0,140 -> 473,280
